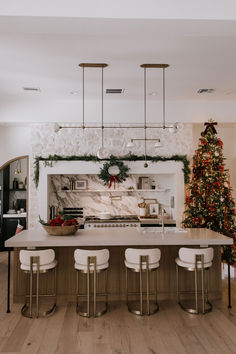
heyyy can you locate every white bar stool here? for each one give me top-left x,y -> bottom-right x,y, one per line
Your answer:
74,249 -> 109,317
125,248 -> 161,316
19,249 -> 57,318
175,247 -> 214,314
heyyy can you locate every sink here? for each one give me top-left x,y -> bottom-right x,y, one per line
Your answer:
141,227 -> 187,233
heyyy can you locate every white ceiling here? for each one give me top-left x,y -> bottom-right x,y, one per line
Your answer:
1,11 -> 236,124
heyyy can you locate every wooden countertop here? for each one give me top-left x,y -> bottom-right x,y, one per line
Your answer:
5,227 -> 233,248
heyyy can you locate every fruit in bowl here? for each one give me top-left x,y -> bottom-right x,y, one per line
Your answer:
39,214 -> 79,236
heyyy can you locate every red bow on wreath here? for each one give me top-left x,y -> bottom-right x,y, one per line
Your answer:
108,175 -> 120,189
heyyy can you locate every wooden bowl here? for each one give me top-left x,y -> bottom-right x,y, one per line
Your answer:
41,224 -> 78,236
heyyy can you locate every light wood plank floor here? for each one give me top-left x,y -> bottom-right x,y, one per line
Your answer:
0,252 -> 235,354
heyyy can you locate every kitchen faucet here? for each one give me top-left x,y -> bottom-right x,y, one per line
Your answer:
161,206 -> 165,233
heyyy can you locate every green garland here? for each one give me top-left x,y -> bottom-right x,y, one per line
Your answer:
98,155 -> 129,186
33,153 -> 190,187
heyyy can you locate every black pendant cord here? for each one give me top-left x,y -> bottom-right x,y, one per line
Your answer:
101,66 -> 104,148
228,262 -> 232,309
82,65 -> 85,129
163,67 -> 166,129
144,67 -> 147,162
7,249 -> 11,313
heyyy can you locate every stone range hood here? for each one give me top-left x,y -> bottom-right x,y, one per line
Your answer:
38,160 -> 185,227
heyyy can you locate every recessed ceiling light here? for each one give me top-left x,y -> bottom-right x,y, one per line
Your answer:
23,87 -> 41,92
197,88 -> 214,94
70,91 -> 79,95
106,88 -> 125,94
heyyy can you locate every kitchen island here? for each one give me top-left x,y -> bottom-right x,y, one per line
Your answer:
6,228 -> 233,303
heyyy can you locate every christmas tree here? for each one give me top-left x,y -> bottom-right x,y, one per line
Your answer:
183,120 -> 236,263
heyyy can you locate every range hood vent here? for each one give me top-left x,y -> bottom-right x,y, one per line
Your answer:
197,88 -> 214,94
23,87 -> 41,92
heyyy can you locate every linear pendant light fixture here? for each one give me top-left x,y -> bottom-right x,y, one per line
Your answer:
54,63 -> 183,160
126,64 -> 183,167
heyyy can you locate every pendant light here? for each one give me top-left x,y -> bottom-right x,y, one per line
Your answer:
79,63 -> 109,159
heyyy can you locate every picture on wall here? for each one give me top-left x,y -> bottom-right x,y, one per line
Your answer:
75,180 -> 87,190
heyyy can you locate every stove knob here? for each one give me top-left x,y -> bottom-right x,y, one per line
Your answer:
112,224 -> 115,227
115,224 -> 118,227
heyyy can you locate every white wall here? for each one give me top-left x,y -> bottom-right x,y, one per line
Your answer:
0,126 -> 31,168
192,123 -> 236,204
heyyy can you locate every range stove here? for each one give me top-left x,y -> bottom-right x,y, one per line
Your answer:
84,215 -> 140,229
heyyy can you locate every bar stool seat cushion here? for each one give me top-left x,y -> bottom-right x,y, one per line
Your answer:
19,249 -> 57,271
20,260 -> 58,271
125,260 -> 160,270
125,248 -> 161,270
74,249 -> 110,271
175,247 -> 214,269
175,258 -> 212,269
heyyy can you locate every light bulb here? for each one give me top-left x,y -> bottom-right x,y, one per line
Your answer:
97,146 -> 109,159
174,122 -> 183,132
54,123 -> 60,133
154,140 -> 162,148
168,125 -> 176,134
127,140 -> 135,148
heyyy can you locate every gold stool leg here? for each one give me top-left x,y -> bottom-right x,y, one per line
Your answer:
105,269 -> 108,309
201,267 -> 205,314
36,268 -> 39,318
54,267 -> 57,306
87,260 -> 90,317
76,270 -> 79,312
29,270 -> 33,318
176,265 -> 180,303
125,266 -> 128,305
194,267 -> 198,313
139,268 -> 143,315
93,259 -> 97,317
146,264 -> 150,315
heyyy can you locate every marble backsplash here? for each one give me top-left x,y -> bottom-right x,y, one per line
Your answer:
49,174 -> 173,218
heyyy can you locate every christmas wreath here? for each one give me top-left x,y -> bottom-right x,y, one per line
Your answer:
98,155 -> 129,188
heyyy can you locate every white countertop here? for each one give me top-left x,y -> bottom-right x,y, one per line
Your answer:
5,227 -> 233,247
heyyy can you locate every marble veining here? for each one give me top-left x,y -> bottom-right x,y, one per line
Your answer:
49,174 -> 173,217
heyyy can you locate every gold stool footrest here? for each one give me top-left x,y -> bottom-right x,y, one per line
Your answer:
127,300 -> 159,316
76,301 -> 108,318
178,299 -> 212,315
21,302 -> 56,318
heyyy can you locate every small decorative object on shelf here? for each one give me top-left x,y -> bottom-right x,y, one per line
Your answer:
13,178 -> 18,189
149,203 -> 159,216
18,181 -> 24,189
151,180 -> 156,190
39,214 -> 79,236
138,200 -> 147,217
75,180 -> 87,190
98,155 -> 129,189
138,177 -> 150,189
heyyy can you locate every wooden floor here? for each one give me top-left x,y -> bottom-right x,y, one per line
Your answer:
0,252 -> 236,354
